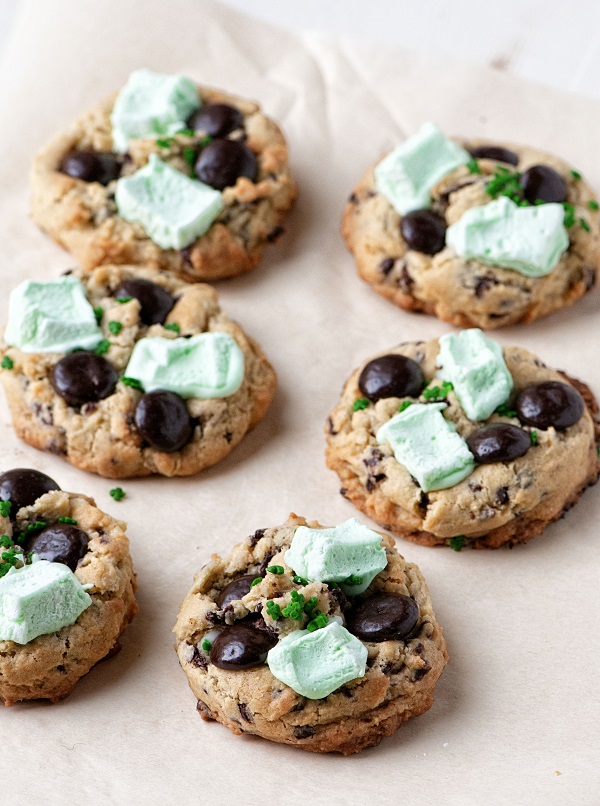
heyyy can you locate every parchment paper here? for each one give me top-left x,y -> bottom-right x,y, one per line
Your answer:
0,2 -> 599,803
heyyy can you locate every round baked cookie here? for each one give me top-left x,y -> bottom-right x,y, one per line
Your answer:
31,83 -> 296,281
0,265 -> 276,478
342,137 -> 599,328
325,337 -> 600,549
174,514 -> 448,755
0,467 -> 137,705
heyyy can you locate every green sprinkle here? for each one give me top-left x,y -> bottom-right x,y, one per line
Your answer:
155,137 -> 174,148
1,356 -> 14,370
94,339 -> 110,355
250,576 -> 262,587
344,574 -> 363,586
121,377 -> 143,390
530,430 -> 538,446
293,575 -> 308,586
466,158 -> 481,175
306,613 -> 328,632
485,167 -> 523,204
353,398 -> 370,412
266,600 -> 281,621
398,400 -> 413,413
303,597 -> 318,614
495,402 -> 517,418
199,135 -> 213,147
579,217 -> 591,233
588,200 -> 599,211
116,296 -> 133,304
93,306 -> 103,323
0,535 -> 12,548
267,565 -> 284,575
26,521 -> 46,532
109,487 -> 126,502
570,169 -> 582,181
422,381 -> 454,401
0,547 -> 20,577
177,128 -> 195,137
108,320 -> 122,335
563,202 -> 576,228
183,145 -> 196,169
201,639 -> 212,652
58,517 -> 78,524
0,501 -> 11,518
164,322 -> 181,333
449,535 -> 466,552
282,592 -> 305,620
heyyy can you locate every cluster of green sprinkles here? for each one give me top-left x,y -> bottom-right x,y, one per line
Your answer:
1,356 -> 14,370
264,588 -> 325,630
422,380 -> 454,401
0,544 -> 22,578
0,500 -> 11,518
110,487 -> 126,502
281,590 -> 305,620
495,402 -> 517,418
344,574 -> 363,585
449,535 -> 466,552
58,516 -> 78,525
13,520 -> 46,546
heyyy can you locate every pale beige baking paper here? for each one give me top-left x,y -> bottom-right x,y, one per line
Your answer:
0,1 -> 598,804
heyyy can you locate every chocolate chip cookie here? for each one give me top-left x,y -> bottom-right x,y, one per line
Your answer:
174,514 -> 448,754
326,336 -> 600,548
0,265 -> 276,478
342,135 -> 599,328
31,78 -> 296,281
0,468 -> 137,705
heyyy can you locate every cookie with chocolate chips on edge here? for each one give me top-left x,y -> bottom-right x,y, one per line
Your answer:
0,468 -> 137,705
31,69 -> 296,281
326,330 -> 600,549
342,123 -> 599,328
174,514 -> 448,754
0,265 -> 276,478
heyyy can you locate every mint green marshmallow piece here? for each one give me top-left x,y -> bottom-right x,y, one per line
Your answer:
116,154 -> 224,249
284,518 -> 387,595
374,122 -> 470,215
0,560 -> 92,644
377,403 -> 475,492
111,68 -> 200,153
4,276 -> 103,354
124,332 -> 245,399
446,196 -> 569,277
437,328 -> 513,421
266,621 -> 368,699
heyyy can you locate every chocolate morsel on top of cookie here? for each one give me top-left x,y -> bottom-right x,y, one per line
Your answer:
346,593 -> 419,643
519,165 -> 567,205
26,524 -> 89,572
216,575 -> 258,609
194,139 -> 258,191
210,623 -> 277,670
114,278 -> 175,325
51,352 -> 119,407
400,210 -> 447,255
516,380 -> 585,430
134,391 -> 194,453
0,468 -> 60,516
358,355 -> 425,402
468,145 -> 519,166
59,150 -> 122,185
466,423 -> 531,464
188,103 -> 244,138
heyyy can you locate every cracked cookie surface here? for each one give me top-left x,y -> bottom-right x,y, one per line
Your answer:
326,339 -> 600,548
342,139 -> 599,328
0,265 -> 276,478
174,514 -> 448,754
31,85 -> 296,281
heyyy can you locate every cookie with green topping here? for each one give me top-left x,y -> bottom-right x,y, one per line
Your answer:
0,467 -> 137,705
31,69 -> 296,282
174,514 -> 448,755
0,265 -> 276,478
326,331 -> 600,548
342,123 -> 599,328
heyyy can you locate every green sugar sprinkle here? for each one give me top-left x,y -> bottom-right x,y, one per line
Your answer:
579,217 -> 591,233
0,535 -> 12,548
266,600 -> 281,621
0,501 -> 11,518
344,574 -> 363,586
108,321 -> 123,335
1,356 -> 14,370
155,137 -> 174,148
293,575 -> 308,586
282,591 -> 306,620
121,377 -> 143,390
177,128 -> 195,137
570,169 -> 582,181
563,203 -> 576,228
94,339 -> 110,355
398,400 -> 413,413
93,306 -> 103,323
303,596 -> 318,614
58,517 -> 78,525
466,158 -> 481,175
0,547 -> 20,578
353,398 -> 370,412
183,146 -> 196,169
422,381 -> 454,401
306,613 -> 328,632
199,135 -> 213,147
250,576 -> 262,588
201,639 -> 212,652
530,430 -> 538,446
164,322 -> 180,333
495,402 -> 517,418
449,535 -> 466,552
109,487 -> 126,502
588,200 -> 599,211
267,565 -> 284,575
116,296 -> 133,304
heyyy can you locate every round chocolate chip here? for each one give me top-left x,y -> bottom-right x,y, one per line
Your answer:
358,355 -> 425,402
400,210 -> 447,255
468,145 -> 519,166
466,423 -> 531,464
188,103 -> 244,138
52,352 -> 118,408
520,165 -> 567,204
516,381 -> 584,430
26,524 -> 89,571
114,278 -> 174,326
0,469 -> 60,515
194,139 -> 258,190
59,150 -> 121,185
346,593 -> 419,642
216,574 -> 258,609
209,624 -> 277,670
134,391 -> 193,453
